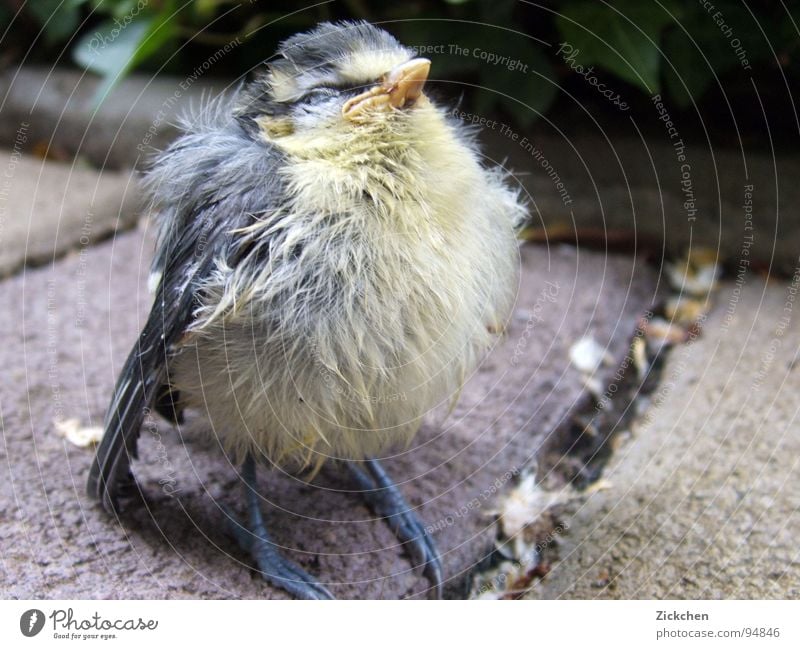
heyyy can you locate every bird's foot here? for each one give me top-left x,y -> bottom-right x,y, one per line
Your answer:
348,458 -> 443,599
224,455 -> 334,600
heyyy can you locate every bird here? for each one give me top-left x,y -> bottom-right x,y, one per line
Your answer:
88,20 -> 526,599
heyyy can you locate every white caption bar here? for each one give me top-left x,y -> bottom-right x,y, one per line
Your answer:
1,600 -> 797,648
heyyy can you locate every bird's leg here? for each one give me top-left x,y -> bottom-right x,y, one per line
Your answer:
347,458 -> 443,598
224,454 -> 334,600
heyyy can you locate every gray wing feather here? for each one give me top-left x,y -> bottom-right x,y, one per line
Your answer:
87,92 -> 285,512
86,260 -> 207,512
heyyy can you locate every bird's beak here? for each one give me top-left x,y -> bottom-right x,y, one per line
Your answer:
342,58 -> 431,121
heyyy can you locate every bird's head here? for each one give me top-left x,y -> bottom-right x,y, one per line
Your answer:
237,22 -> 437,159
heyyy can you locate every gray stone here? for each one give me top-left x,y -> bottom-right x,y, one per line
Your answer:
0,153 -> 139,278
480,128 -> 799,275
527,275 -> 800,599
0,67 -> 219,170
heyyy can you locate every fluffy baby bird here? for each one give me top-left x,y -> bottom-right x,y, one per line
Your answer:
88,21 -> 525,599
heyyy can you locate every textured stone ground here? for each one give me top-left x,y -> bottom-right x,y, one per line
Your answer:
0,154 -> 139,278
527,276 -> 800,599
0,223 -> 655,599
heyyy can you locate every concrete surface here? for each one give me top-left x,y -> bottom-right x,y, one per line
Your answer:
0,67 -> 218,170
0,225 -> 656,599
480,126 -> 798,275
0,153 -> 139,278
528,274 -> 800,599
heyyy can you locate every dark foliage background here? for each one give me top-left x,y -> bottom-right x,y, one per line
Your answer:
2,0 -> 798,148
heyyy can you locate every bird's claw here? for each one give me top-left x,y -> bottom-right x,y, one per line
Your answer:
223,458 -> 335,600
348,459 -> 444,599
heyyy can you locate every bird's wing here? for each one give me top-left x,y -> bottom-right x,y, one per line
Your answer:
88,94 -> 284,512
86,250 -> 213,513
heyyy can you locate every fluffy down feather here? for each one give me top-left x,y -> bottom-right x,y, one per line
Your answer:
140,28 -> 526,474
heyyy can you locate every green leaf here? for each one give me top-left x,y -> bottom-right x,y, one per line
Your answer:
662,14 -> 724,107
662,1 -> 771,107
131,8 -> 178,63
662,32 -> 714,107
556,0 -> 682,94
26,0 -> 84,45
92,0 -> 142,20
72,10 -> 176,106
475,41 -> 556,126
479,0 -> 515,21
395,22 -> 555,126
781,5 -> 800,43
394,22 -> 483,78
194,0 -> 227,20
73,18 -> 150,76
